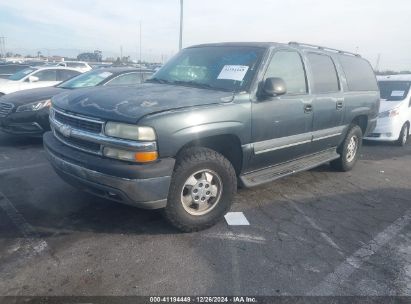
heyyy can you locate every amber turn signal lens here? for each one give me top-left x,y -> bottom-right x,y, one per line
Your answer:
134,151 -> 158,163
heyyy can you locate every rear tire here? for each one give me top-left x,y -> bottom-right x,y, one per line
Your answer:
164,147 -> 237,232
331,124 -> 362,172
397,123 -> 409,146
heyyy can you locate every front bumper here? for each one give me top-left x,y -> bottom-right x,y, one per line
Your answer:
0,108 -> 50,136
43,131 -> 175,209
364,117 -> 402,142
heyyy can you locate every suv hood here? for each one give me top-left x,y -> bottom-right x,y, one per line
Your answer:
379,99 -> 404,113
52,83 -> 233,123
0,86 -> 65,106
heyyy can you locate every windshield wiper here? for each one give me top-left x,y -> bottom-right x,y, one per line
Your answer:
171,80 -> 228,91
146,77 -> 172,84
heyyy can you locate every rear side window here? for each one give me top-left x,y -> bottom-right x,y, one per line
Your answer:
339,56 -> 378,91
307,53 -> 339,93
265,51 -> 307,94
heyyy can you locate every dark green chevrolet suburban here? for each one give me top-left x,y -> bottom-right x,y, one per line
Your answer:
43,42 -> 380,231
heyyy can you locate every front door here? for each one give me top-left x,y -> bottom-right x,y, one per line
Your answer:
249,50 -> 314,171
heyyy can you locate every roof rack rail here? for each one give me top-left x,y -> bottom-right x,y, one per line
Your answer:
288,42 -> 361,57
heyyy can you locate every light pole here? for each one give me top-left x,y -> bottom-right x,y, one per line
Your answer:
179,0 -> 183,50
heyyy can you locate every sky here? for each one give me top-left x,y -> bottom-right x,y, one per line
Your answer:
0,0 -> 410,70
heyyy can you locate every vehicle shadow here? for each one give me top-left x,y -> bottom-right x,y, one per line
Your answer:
0,132 -> 43,149
0,186 -> 179,240
361,139 -> 410,161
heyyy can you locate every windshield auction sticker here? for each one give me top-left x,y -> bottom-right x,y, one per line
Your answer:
217,65 -> 249,81
391,90 -> 405,97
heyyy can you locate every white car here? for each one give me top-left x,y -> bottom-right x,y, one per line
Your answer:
365,74 -> 411,146
0,66 -> 81,96
56,61 -> 92,73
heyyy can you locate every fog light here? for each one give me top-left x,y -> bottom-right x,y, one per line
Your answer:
385,133 -> 392,137
103,147 -> 158,163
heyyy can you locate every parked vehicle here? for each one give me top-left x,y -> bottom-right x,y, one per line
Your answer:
365,74 -> 411,146
56,61 -> 92,73
43,42 -> 379,231
0,67 -> 153,136
0,63 -> 31,79
0,66 -> 81,96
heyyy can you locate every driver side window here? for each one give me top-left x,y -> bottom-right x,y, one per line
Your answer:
265,51 -> 307,95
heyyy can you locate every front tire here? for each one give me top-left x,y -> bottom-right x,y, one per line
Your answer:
164,147 -> 237,232
331,124 -> 362,172
397,123 -> 409,146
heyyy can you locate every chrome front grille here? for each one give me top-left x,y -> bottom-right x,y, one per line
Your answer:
50,107 -> 157,157
51,108 -> 104,155
0,102 -> 13,117
367,133 -> 381,138
54,129 -> 101,153
54,109 -> 103,134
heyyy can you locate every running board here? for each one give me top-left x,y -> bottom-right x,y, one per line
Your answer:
240,148 -> 340,187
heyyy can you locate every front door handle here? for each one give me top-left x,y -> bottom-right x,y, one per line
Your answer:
304,104 -> 313,113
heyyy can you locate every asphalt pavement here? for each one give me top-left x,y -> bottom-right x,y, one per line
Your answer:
0,132 -> 410,296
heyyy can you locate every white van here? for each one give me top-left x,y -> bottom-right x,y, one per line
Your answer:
365,74 -> 411,146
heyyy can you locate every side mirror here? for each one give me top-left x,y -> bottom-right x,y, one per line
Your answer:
28,75 -> 39,83
263,77 -> 286,96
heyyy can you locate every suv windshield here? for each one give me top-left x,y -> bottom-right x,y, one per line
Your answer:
57,69 -> 113,89
8,68 -> 36,81
149,46 -> 265,92
378,81 -> 411,101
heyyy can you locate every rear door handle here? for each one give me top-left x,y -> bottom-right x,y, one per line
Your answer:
304,104 -> 313,113
336,101 -> 343,110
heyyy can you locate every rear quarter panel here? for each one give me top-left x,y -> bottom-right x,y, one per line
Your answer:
333,55 -> 380,136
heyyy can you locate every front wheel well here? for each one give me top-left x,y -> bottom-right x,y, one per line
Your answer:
352,115 -> 368,135
176,134 -> 243,176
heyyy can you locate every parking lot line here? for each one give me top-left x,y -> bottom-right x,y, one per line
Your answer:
309,207 -> 411,295
289,200 -> 345,257
0,163 -> 48,175
0,191 -> 48,255
205,231 -> 266,244
229,241 -> 242,295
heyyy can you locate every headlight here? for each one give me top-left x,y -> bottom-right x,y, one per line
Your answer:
16,99 -> 51,112
378,108 -> 400,118
105,122 -> 156,141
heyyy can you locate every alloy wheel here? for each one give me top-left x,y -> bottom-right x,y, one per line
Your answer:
180,169 -> 223,216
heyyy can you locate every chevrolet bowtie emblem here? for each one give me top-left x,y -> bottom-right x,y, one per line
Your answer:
60,125 -> 72,137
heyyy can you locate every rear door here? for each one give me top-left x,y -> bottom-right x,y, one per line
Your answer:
306,52 -> 345,151
249,49 -> 314,170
